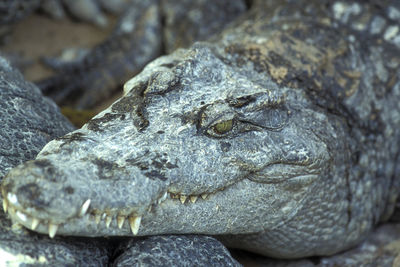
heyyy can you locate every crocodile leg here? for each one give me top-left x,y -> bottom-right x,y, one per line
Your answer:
37,0 -> 162,109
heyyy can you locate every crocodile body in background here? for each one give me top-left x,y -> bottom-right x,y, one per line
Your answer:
1,0 -> 400,264
0,0 -> 135,26
0,56 -> 112,266
37,0 -> 247,108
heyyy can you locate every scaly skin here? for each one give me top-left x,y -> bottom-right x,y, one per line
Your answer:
0,0 -> 133,27
2,0 -> 400,259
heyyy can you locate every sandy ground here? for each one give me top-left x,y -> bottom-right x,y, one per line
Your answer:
1,13 -> 122,120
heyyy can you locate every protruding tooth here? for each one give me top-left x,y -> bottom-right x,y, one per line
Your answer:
79,199 -> 91,216
3,199 -> 8,213
201,193 -> 208,200
16,211 -> 27,222
129,216 -> 141,235
102,213 -> 107,219
147,205 -> 152,212
180,195 -> 187,204
117,215 -> 125,229
31,218 -> 40,230
7,193 -> 18,205
95,214 -> 101,224
190,196 -> 198,203
105,215 -> 112,228
158,192 -> 167,203
48,223 -> 58,238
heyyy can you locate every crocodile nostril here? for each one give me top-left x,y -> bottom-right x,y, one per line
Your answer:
16,182 -> 49,209
17,183 -> 41,201
64,186 -> 75,194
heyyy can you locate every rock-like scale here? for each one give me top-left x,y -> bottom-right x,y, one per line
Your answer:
112,235 -> 241,266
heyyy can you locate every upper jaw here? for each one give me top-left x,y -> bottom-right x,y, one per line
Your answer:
1,181 -> 222,238
0,158 -> 169,238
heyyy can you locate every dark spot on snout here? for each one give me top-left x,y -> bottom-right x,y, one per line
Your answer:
220,141 -> 231,152
33,159 -> 59,182
17,183 -> 48,208
87,113 -> 125,132
64,186 -> 74,194
92,158 -> 122,179
57,132 -> 86,147
112,93 -> 138,114
144,170 -> 167,181
165,162 -> 178,169
33,159 -> 52,168
227,95 -> 256,108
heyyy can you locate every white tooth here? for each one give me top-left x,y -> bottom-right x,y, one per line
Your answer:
16,211 -> 27,222
190,196 -> 198,203
48,223 -> 58,238
105,216 -> 112,228
201,193 -> 208,200
7,193 -> 18,205
147,205 -> 152,212
129,216 -> 141,235
117,216 -> 125,229
31,218 -> 40,230
158,192 -> 167,203
180,195 -> 187,204
102,213 -> 107,219
3,199 -> 8,212
79,199 -> 91,216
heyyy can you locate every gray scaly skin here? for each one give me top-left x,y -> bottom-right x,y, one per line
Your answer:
113,235 -> 241,266
2,0 -> 400,260
0,57 -> 112,266
0,0 -> 132,26
0,57 -> 74,178
0,56 -> 239,266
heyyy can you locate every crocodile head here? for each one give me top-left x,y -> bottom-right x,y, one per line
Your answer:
1,43 -> 358,257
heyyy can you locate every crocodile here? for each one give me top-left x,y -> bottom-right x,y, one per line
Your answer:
0,0 -> 133,26
37,0 -> 247,108
0,56 -> 240,266
2,0 -> 400,260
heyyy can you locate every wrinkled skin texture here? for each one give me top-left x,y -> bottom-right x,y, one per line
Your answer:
0,57 -> 74,178
0,0 -> 132,26
236,223 -> 400,266
2,0 -> 400,260
112,235 -> 241,266
40,0 -> 134,27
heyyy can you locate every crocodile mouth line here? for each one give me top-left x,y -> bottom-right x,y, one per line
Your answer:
2,190 -> 215,239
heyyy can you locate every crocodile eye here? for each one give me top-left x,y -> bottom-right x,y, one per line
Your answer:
213,120 -> 233,134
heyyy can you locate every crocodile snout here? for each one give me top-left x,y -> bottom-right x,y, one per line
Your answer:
1,156 -> 169,238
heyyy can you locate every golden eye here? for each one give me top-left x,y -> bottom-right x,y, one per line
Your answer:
213,120 -> 233,134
